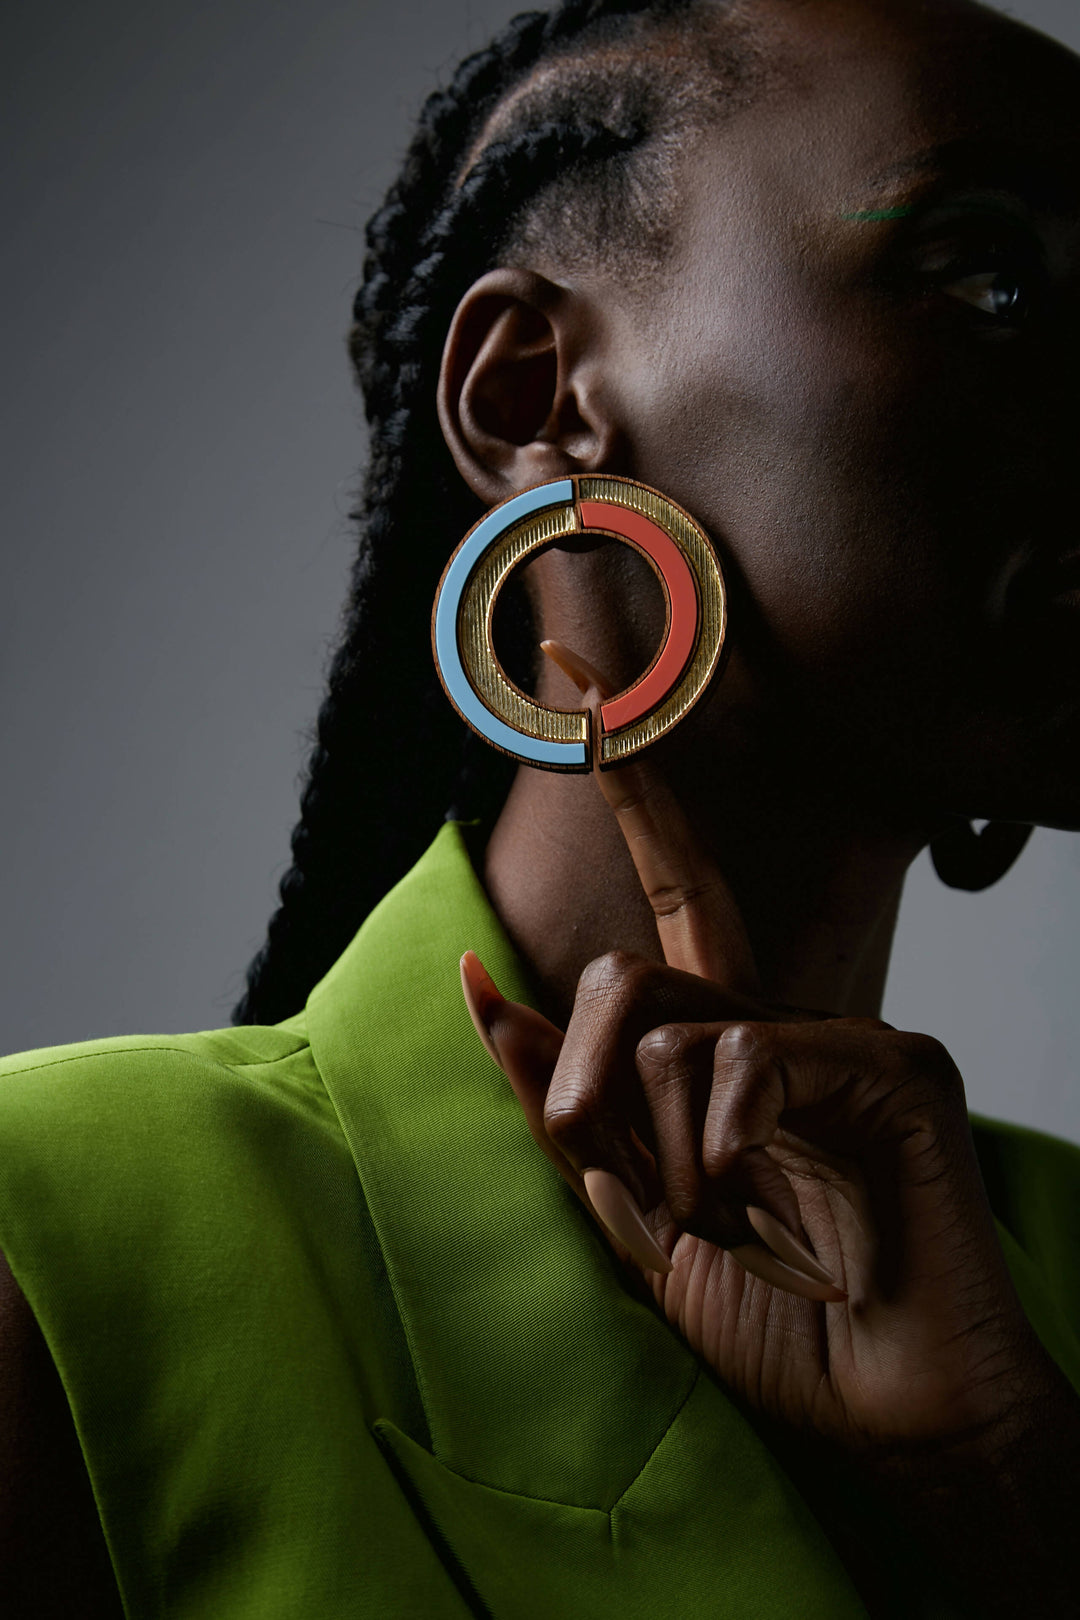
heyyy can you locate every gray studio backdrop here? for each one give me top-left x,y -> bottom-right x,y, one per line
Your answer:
4,0 -> 1079,1142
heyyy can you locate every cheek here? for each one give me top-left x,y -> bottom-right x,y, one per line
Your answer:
630,307 -> 972,719
630,299 -> 1080,814
615,165 -> 1080,818
728,326 -> 1067,738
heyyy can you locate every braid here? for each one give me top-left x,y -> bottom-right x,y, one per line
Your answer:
233,0 -> 770,1026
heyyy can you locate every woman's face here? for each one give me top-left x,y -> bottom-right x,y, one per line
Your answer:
610,0 -> 1080,832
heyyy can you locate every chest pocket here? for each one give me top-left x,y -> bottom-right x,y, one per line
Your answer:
371,1362 -> 868,1620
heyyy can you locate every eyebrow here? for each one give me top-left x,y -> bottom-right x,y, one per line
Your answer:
841,205 -> 916,222
849,136 -> 1080,217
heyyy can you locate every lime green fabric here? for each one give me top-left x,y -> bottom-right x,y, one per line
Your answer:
0,820 -> 1078,1618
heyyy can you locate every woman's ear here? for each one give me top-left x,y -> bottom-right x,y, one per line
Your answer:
437,267 -> 621,507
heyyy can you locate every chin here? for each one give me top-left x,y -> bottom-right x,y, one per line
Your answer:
1024,805 -> 1080,835
980,764 -> 1080,834
971,667 -> 1080,831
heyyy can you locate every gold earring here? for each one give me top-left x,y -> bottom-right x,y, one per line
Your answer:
431,474 -> 727,770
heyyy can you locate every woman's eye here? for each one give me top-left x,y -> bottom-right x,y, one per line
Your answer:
940,266 -> 1031,323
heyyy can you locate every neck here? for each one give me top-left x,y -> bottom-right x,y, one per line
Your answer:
482,751 -> 922,1026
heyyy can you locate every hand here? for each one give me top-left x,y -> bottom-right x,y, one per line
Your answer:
461,640 -> 1055,1464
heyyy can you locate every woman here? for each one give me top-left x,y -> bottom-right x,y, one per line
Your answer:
2,0 -> 1079,1614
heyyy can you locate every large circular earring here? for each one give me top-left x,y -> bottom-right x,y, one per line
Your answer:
929,817 -> 1035,891
431,475 -> 727,771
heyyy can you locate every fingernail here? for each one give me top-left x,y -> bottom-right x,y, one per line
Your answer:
460,950 -> 504,1067
582,1167 -> 674,1275
745,1206 -> 839,1290
729,1239 -> 847,1303
539,639 -> 614,700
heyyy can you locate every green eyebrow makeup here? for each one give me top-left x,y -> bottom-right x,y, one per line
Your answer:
840,205 -> 917,222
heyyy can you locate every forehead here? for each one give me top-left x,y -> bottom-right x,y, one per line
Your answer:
684,3 -> 1080,231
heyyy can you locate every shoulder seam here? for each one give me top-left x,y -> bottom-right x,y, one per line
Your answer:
0,1039 -> 310,1079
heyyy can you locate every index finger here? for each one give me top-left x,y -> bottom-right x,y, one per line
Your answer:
541,639 -> 760,996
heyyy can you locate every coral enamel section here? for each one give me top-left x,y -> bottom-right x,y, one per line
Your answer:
577,501 -> 699,733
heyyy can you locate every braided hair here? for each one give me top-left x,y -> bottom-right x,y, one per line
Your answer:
233,0 -> 773,1026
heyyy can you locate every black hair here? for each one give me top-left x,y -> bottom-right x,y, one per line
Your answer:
232,0 -> 773,1026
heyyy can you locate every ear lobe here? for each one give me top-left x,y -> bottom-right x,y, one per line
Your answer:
438,267 -> 617,508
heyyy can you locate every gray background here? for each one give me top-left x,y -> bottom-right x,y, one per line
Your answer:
3,0 -> 1079,1142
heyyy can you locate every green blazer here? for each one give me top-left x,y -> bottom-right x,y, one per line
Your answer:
2,821 -> 1080,1618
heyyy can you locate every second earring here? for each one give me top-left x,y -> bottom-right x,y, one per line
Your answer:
431,474 -> 727,771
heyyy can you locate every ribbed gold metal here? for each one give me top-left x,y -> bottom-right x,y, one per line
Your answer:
578,478 -> 725,765
458,501 -> 588,747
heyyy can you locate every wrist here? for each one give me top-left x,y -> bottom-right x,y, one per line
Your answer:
856,1352 -> 1080,1617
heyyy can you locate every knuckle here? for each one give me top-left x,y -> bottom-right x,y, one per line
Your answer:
636,1022 -> 691,1073
575,950 -> 626,999
577,949 -> 654,1009
543,1090 -> 642,1193
704,1052 -> 781,1174
882,1032 -> 966,1131
701,1139 -> 741,1181
664,1176 -> 704,1227
648,874 -> 721,923
541,1094 -> 592,1153
542,1084 -> 622,1150
837,1015 -> 895,1034
892,1030 -> 957,1079
716,1021 -> 767,1062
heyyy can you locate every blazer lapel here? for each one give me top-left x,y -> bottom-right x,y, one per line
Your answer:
307,822 -> 866,1619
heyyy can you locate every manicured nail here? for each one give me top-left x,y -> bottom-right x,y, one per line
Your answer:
539,639 -> 615,699
729,1239 -> 847,1303
460,950 -> 504,1067
745,1206 -> 839,1289
582,1167 -> 674,1275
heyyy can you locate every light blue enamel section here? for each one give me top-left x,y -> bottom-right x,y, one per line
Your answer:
433,482 -> 586,767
